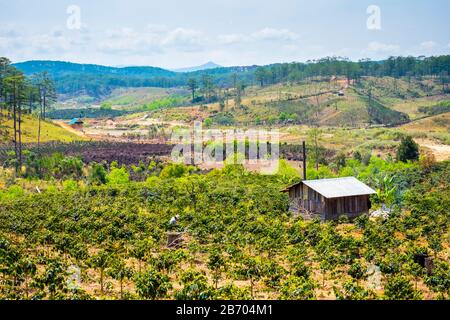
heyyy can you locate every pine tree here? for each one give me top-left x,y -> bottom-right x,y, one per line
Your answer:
397,136 -> 419,162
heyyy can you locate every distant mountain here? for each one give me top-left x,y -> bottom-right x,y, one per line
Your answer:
173,61 -> 222,73
13,60 -> 176,78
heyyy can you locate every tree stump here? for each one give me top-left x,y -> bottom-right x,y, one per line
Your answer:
413,253 -> 427,267
424,257 -> 435,275
167,232 -> 183,248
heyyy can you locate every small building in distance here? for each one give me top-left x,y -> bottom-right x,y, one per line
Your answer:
282,177 -> 376,220
68,118 -> 84,130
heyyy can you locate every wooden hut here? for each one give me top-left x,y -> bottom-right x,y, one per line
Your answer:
282,177 -> 376,220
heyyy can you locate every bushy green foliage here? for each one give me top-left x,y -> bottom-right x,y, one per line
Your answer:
159,163 -> 195,178
215,283 -> 251,300
0,157 -> 448,300
100,102 -> 112,110
106,167 -> 130,185
135,269 -> 172,300
277,159 -> 301,184
175,270 -> 214,300
143,96 -> 186,111
47,108 -> 129,120
0,185 -> 25,200
88,163 -> 107,185
397,136 -> 420,162
425,261 -> 450,298
19,152 -> 83,180
62,179 -> 79,192
280,276 -> 316,300
334,280 -> 373,300
384,275 -> 422,300
203,118 -> 213,128
418,101 -> 450,116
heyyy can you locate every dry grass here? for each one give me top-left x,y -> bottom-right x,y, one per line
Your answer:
1,113 -> 86,144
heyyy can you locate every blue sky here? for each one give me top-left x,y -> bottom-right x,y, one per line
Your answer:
0,0 -> 449,68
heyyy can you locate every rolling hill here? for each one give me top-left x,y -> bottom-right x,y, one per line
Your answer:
149,78 -> 418,127
12,60 -> 255,100
13,60 -> 176,78
13,61 -> 183,100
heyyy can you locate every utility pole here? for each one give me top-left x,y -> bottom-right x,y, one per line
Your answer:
302,141 -> 307,181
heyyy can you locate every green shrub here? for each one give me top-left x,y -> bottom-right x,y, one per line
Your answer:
134,269 -> 172,300
279,276 -> 316,300
0,185 -> 25,200
106,167 -> 130,185
384,275 -> 422,300
63,179 -> 79,192
397,136 -> 419,162
88,163 -> 107,185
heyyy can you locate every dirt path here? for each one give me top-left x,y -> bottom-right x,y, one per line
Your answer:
54,121 -> 91,139
416,138 -> 450,161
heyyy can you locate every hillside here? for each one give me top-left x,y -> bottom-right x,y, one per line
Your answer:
13,61 -> 183,100
13,60 -> 176,78
13,56 -> 449,102
0,114 -> 86,144
143,78 -> 439,127
391,95 -> 450,120
12,60 -> 254,100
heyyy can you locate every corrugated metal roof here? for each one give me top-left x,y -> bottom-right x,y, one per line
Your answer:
68,118 -> 83,125
302,177 -> 376,199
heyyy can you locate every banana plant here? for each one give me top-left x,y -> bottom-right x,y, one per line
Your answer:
375,175 -> 397,209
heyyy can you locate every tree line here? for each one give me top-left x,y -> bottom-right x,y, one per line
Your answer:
252,55 -> 450,87
0,57 -> 57,170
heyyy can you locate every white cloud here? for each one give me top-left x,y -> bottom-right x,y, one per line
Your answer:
29,34 -> 72,54
99,27 -> 161,54
251,28 -> 299,41
282,44 -> 301,52
0,23 -> 97,64
97,26 -> 299,57
162,28 -> 204,49
366,41 -> 400,54
217,34 -> 249,45
0,25 -> 21,38
0,37 -> 20,51
0,25 -> 83,56
98,26 -> 205,54
217,28 -> 299,46
420,41 -> 437,49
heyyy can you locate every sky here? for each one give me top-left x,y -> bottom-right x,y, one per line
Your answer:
0,0 -> 449,69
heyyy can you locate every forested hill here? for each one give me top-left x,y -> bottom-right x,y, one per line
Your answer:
12,56 -> 450,100
13,60 -> 176,78
12,60 -> 257,99
13,60 -> 183,98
